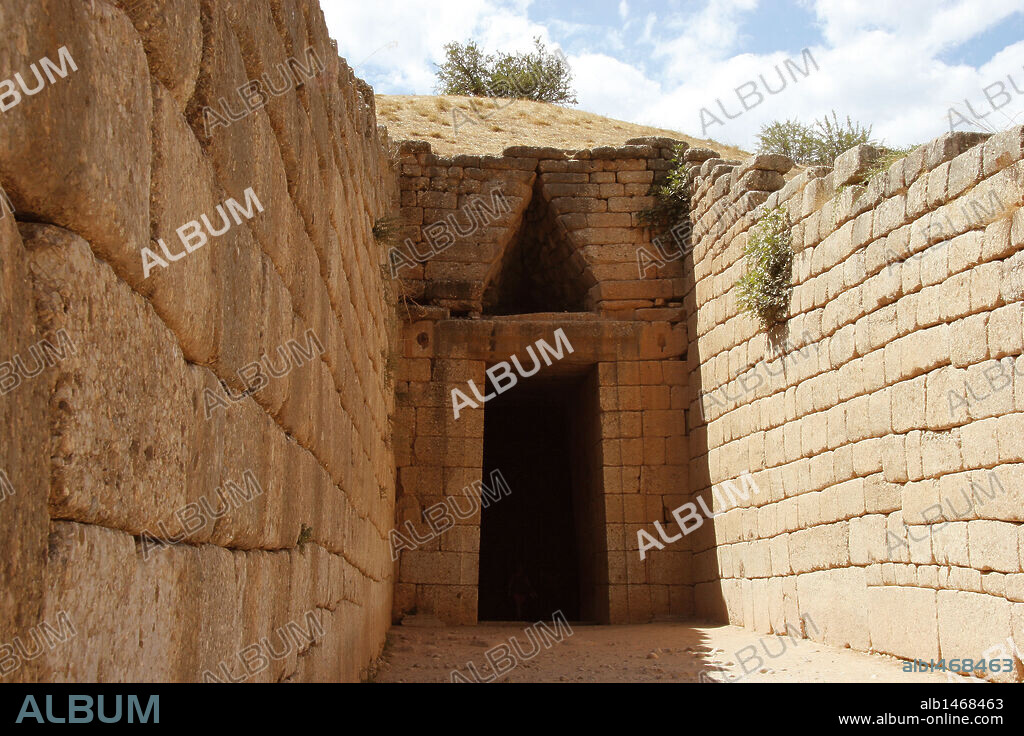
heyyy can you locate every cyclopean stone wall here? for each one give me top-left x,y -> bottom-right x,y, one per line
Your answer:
685,128 -> 1024,681
0,0 -> 398,682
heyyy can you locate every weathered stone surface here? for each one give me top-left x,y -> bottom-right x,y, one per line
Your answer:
0,0 -> 151,277
146,81 -> 221,364
675,117 -> 1024,678
937,590 -> 1011,669
868,586 -> 939,661
113,0 -> 202,110
1,0 -> 396,683
736,154 -> 795,179
685,147 -> 720,164
24,224 -> 191,533
625,136 -> 683,149
833,144 -> 885,187
4,0 -> 1024,683
0,215 -> 49,682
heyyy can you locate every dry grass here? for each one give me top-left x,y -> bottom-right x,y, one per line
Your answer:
376,94 -> 750,159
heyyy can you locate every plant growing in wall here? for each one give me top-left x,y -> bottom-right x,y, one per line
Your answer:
372,215 -> 398,246
736,206 -> 794,329
638,143 -> 690,241
860,145 -> 917,185
831,144 -> 919,206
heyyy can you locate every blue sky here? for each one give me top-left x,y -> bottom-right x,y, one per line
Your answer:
322,0 -> 1024,150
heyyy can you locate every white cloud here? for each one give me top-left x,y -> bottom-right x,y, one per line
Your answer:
652,0 -> 760,83
322,0 -> 1024,150
320,0 -> 549,93
583,1 -> 1024,149
570,52 -> 662,117
806,0 -> 1021,51
952,40 -> 1024,133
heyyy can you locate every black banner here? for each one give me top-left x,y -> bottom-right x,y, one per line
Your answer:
0,682 -> 1019,730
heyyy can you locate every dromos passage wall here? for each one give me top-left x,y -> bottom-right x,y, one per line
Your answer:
0,0 -> 398,682
682,130 -> 1024,681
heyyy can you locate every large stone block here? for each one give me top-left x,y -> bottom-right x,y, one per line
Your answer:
0,216 -> 49,676
794,567 -> 869,649
146,81 -> 221,364
113,0 -> 202,111
24,224 -> 192,534
0,0 -> 151,277
833,144 -> 884,187
867,586 -> 939,661
185,1 -> 297,276
40,522 -> 143,682
937,590 -> 1012,669
968,520 -> 1021,573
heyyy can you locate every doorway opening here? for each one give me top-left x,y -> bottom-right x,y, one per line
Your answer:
478,367 -> 605,622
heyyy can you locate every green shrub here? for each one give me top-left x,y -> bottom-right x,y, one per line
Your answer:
736,207 -> 794,328
435,37 -> 576,104
755,118 -> 816,164
638,143 -> 690,240
372,215 -> 398,246
489,38 -> 576,104
756,111 -> 876,166
811,111 -> 875,165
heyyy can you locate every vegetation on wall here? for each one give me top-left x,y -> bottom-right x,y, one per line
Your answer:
861,145 -> 916,185
435,37 -> 577,104
638,142 -> 691,242
736,206 -> 794,329
372,215 -> 399,246
830,145 -> 919,205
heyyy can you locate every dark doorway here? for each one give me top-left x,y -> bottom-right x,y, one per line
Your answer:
478,370 -> 601,622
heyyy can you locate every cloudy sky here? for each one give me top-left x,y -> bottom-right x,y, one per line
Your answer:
321,0 -> 1024,151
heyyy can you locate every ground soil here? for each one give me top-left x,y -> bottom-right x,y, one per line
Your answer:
375,94 -> 751,159
372,618 -> 959,684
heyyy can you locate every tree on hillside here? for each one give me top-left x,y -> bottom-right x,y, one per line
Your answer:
436,40 -> 492,98
435,37 -> 577,104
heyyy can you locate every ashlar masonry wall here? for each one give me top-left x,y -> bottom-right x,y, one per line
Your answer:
685,128 -> 1024,681
390,140 -> 692,624
0,0 -> 398,682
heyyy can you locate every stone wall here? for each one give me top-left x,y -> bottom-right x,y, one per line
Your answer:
390,140 -> 688,624
392,139 -> 687,316
685,129 -> 1024,680
0,0 -> 398,682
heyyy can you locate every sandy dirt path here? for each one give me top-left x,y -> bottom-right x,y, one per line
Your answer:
372,618 -> 961,684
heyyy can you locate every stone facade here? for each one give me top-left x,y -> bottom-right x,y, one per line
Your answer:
390,139 -> 690,624
392,124 -> 1024,680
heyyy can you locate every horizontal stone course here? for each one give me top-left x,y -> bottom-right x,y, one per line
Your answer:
686,128 -> 1024,679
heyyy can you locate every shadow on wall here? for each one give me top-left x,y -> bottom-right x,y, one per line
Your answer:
482,176 -> 590,315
